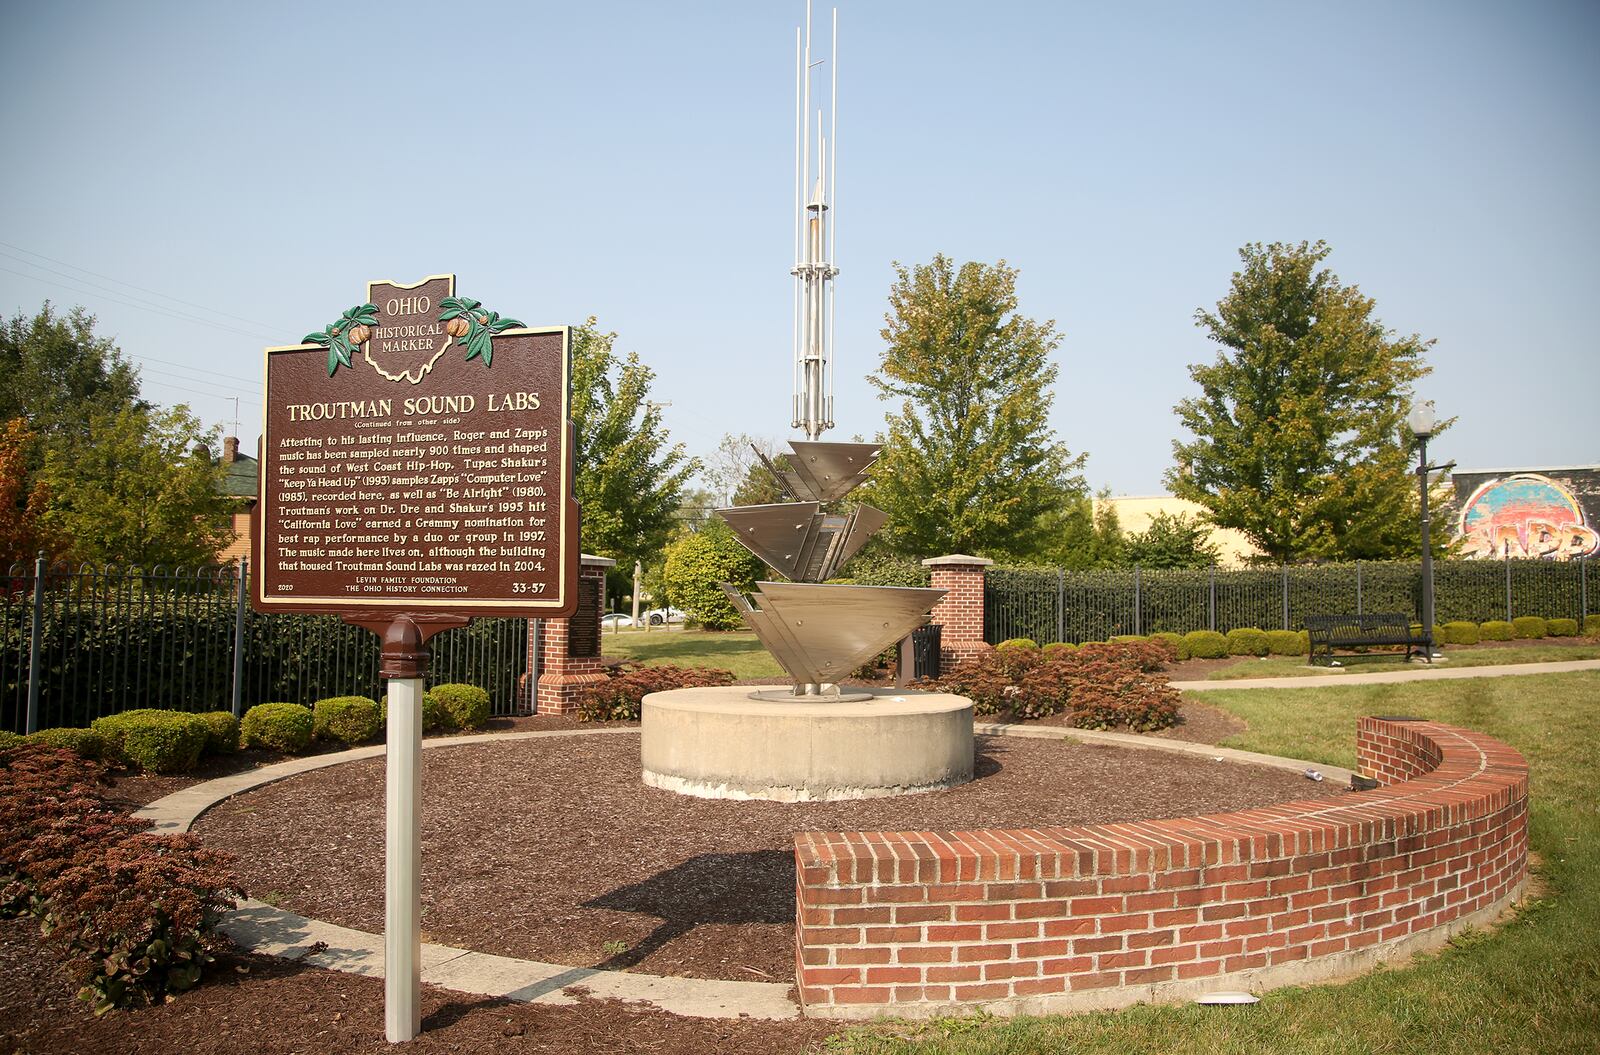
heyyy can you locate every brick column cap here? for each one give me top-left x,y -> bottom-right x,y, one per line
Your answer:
581,553 -> 617,569
921,554 -> 994,568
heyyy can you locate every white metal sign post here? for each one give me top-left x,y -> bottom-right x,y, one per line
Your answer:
385,672 -> 424,1041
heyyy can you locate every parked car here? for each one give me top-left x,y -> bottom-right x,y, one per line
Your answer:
641,606 -> 686,626
600,612 -> 635,628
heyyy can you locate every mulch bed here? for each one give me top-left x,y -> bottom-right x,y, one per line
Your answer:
0,918 -> 840,1055
194,731 -> 1343,984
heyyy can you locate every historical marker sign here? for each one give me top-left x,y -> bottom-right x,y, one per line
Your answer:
253,274 -> 579,618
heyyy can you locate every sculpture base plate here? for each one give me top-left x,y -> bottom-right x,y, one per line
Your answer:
641,686 -> 975,801
746,689 -> 876,703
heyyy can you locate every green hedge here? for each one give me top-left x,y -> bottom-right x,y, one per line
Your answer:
1265,629 -> 1305,656
240,703 -> 314,753
1184,630 -> 1229,659
1547,618 -> 1579,638
428,683 -> 490,731
1480,620 -> 1514,641
996,638 -> 1040,651
1441,621 -> 1481,645
90,709 -> 207,774
312,696 -> 382,745
1149,632 -> 1189,660
195,711 -> 240,754
1586,615 -> 1600,637
24,727 -> 109,760
1511,616 -> 1548,640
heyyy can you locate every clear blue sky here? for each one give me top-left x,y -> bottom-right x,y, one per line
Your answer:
2,0 -> 1595,495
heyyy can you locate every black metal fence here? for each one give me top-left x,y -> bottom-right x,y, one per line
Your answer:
985,558 -> 1595,646
2,561 -> 530,734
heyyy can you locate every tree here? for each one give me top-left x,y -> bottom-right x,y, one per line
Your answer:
0,303 -> 145,453
1033,488 -> 1124,569
569,319 -> 698,576
1122,511 -> 1221,569
0,418 -> 60,566
659,518 -> 763,631
702,433 -> 791,508
1168,241 -> 1437,563
860,255 -> 1086,560
36,405 -> 232,567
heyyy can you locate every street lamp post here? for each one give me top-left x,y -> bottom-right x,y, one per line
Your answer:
1408,402 -> 1439,656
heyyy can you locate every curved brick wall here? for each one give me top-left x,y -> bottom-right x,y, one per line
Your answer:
794,718 -> 1528,1018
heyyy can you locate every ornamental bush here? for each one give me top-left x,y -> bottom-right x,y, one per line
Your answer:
1480,620 -> 1514,641
660,521 -> 763,631
1547,618 -> 1579,638
1041,641 -> 1077,654
428,683 -> 490,731
23,727 -> 109,760
194,711 -> 240,754
1183,630 -> 1229,659
1149,632 -> 1189,660
240,703 -> 314,754
996,638 -> 1039,651
1077,638 -> 1174,672
1585,615 -> 1600,637
311,696 -> 382,746
919,641 -> 1179,730
0,730 -> 22,752
1511,616 -> 1547,640
1441,621 -> 1481,646
1226,627 -> 1271,657
0,744 -> 242,1013
90,710 -> 207,774
575,663 -> 736,722
1265,629 -> 1304,657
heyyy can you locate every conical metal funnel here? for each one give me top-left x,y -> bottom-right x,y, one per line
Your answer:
718,501 -> 888,583
723,582 -> 945,691
785,440 -> 882,502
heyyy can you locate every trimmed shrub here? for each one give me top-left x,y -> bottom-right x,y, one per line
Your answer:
996,638 -> 1039,651
312,695 -> 382,746
240,703 -> 314,754
1511,616 -> 1547,640
0,744 -> 242,1013
1110,635 -> 1144,644
1041,641 -> 1077,655
0,730 -> 22,752
1265,629 -> 1304,657
1441,621 -> 1481,646
1150,632 -> 1189,660
1546,618 -> 1579,638
1183,630 -> 1229,659
1077,638 -> 1174,672
1226,627 -> 1270,657
195,711 -> 240,754
1585,615 -> 1600,637
23,727 -> 108,760
428,683 -> 490,731
575,664 -> 735,723
1480,620 -> 1514,641
90,710 -> 206,774
922,641 -> 1180,729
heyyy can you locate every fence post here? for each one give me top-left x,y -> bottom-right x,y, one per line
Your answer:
26,554 -> 45,734
1207,565 -> 1216,631
1281,565 -> 1289,630
1133,565 -> 1142,636
1356,561 -> 1363,615
231,558 -> 249,717
1505,557 -> 1512,622
1582,556 -> 1588,620
1055,568 -> 1064,644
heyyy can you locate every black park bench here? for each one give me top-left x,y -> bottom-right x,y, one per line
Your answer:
1302,613 -> 1432,667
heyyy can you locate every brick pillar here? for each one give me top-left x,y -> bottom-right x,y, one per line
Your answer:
528,554 -> 614,716
922,554 -> 993,673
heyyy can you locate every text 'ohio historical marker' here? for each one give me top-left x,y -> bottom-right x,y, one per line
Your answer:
253,274 -> 579,618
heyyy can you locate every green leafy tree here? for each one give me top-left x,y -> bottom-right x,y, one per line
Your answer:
660,519 -> 763,631
569,318 -> 698,573
1034,489 -> 1124,569
0,303 -> 145,452
1168,241 -> 1438,562
861,255 -> 1086,560
1122,511 -> 1222,569
36,405 -> 232,567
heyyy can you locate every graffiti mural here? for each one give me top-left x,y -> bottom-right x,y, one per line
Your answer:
1457,473 -> 1599,560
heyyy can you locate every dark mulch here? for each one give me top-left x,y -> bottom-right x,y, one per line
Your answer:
195,732 -> 1342,984
0,918 -> 840,1055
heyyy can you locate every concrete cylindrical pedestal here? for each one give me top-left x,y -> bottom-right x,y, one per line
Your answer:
641,687 -> 975,801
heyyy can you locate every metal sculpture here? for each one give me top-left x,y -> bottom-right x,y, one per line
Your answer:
718,4 -> 943,701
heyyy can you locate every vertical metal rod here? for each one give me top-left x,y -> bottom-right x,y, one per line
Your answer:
1417,434 -> 1434,645
1505,556 -> 1512,622
1281,564 -> 1289,631
1582,556 -> 1588,621
26,555 -> 45,735
1208,565 -> 1216,632
232,559 -> 248,716
1356,560 -> 1363,615
1056,567 -> 1064,645
385,675 -> 422,1043
1133,565 -> 1142,636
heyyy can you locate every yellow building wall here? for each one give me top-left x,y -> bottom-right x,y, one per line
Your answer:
1098,495 -> 1259,568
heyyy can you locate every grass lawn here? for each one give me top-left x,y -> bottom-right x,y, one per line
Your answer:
1205,643 -> 1600,680
601,629 -> 785,681
825,671 -> 1600,1055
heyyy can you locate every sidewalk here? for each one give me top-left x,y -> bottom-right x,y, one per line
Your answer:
1171,658 -> 1600,692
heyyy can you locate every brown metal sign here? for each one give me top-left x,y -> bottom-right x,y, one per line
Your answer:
252,274 -> 579,619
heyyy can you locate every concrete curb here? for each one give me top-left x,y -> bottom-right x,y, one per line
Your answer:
136,723 -> 1368,1020
1171,657 -> 1600,692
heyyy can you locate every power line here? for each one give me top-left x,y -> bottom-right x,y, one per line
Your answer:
0,261 -> 279,341
126,352 -> 259,388
0,240 -> 288,332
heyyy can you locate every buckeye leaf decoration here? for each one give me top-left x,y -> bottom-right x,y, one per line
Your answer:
439,296 -> 524,369
305,303 -> 380,376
